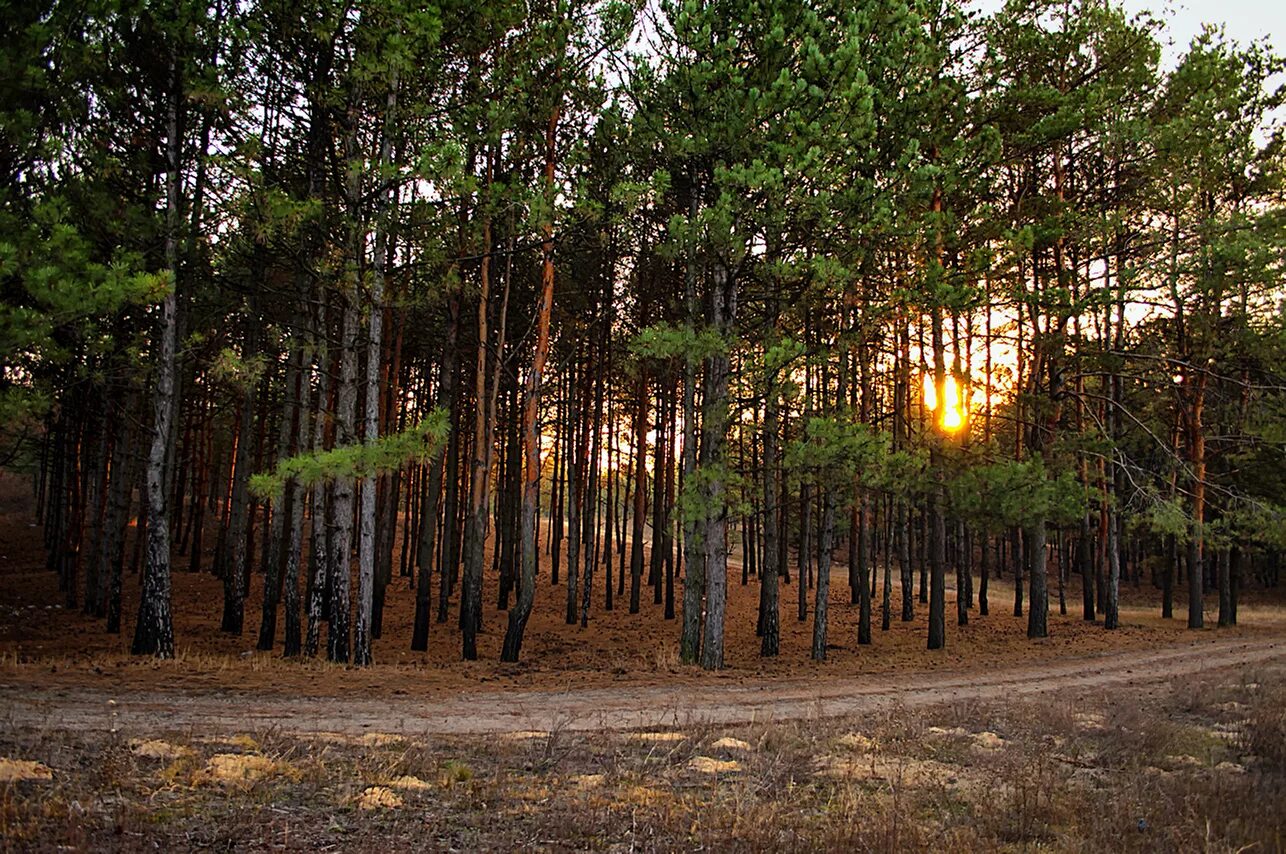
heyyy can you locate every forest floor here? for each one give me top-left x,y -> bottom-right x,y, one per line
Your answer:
4,471 -> 1286,703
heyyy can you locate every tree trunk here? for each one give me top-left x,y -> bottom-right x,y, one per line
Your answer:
104,392 -> 138,635
978,532 -> 989,617
413,296 -> 458,650
811,486 -> 835,661
678,191 -> 704,665
282,345 -> 312,657
899,502 -> 913,621
461,163 -> 493,660
354,77 -> 397,666
1012,527 -> 1024,618
759,379 -> 780,657
957,521 -> 969,627
698,263 -> 734,671
1227,547 -> 1240,626
1162,533 -> 1175,619
1187,375 -> 1206,629
858,498 -> 871,645
132,50 -> 180,659
662,393 -> 677,620
581,337 -> 604,627
927,298 -> 947,651
1079,514 -> 1095,620
1105,503 -> 1120,630
798,482 -> 812,622
257,345 -> 300,650
82,400 -> 108,616
629,372 -> 647,614
327,258 -> 361,663
881,499 -> 893,631
1027,522 -> 1048,638
304,302 -> 332,658
502,102 -> 560,660
564,361 -> 588,626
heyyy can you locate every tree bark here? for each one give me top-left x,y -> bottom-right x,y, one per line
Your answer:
678,190 -> 704,665
811,486 -> 835,661
501,101 -> 560,660
413,296 -> 458,650
132,49 -> 181,659
461,153 -> 494,661
257,344 -> 300,650
698,263 -> 734,671
304,301 -> 332,658
355,75 -> 397,667
759,375 -> 780,657
629,372 -> 647,614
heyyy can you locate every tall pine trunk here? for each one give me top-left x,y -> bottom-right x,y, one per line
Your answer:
413,296 -> 458,650
678,190 -> 704,665
500,102 -> 560,661
132,50 -> 181,658
355,76 -> 397,666
811,486 -> 835,661
698,263 -> 734,671
759,375 -> 780,657
461,159 -> 493,660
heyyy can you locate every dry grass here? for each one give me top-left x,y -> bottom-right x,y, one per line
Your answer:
2,663 -> 1284,851
1240,677 -> 1286,769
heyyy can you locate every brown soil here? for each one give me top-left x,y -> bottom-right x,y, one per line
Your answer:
3,635 -> 1281,736
3,470 -> 1284,707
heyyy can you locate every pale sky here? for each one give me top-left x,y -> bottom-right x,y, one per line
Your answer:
1142,0 -> 1285,61
973,0 -> 1285,66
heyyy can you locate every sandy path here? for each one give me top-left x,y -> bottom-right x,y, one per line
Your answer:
2,636 -> 1279,738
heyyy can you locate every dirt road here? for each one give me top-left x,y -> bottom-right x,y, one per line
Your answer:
2,636 -> 1279,738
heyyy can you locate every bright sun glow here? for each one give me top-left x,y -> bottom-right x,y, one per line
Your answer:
941,402 -> 964,433
923,372 -> 965,434
942,376 -> 965,433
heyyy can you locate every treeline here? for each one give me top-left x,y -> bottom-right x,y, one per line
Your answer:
3,0 -> 1285,667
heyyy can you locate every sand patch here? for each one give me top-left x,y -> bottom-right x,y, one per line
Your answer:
298,731 -> 415,748
201,753 -> 296,786
359,733 -> 403,747
386,774 -> 432,790
617,785 -> 667,806
356,786 -> 403,810
0,758 -> 52,783
297,731 -> 350,745
816,753 -> 984,795
198,734 -> 259,751
837,733 -> 877,752
631,731 -> 687,743
1208,721 -> 1248,742
130,739 -> 194,761
502,730 -> 549,741
689,756 -> 741,773
1073,712 -> 1107,732
971,731 -> 1005,751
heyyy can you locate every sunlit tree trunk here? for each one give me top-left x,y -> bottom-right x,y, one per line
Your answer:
501,101 -> 560,662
